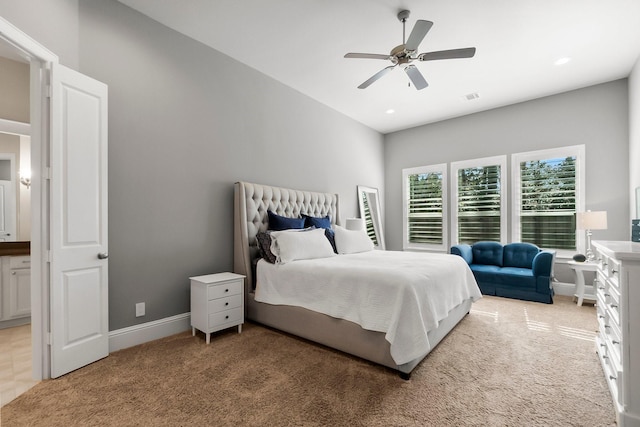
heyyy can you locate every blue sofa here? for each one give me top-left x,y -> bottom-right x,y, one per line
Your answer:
451,241 -> 556,304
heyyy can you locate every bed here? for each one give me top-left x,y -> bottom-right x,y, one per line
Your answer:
233,181 -> 481,379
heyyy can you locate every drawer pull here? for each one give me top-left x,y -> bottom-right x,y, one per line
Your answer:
598,315 -> 605,319
225,302 -> 229,306
225,289 -> 229,293
225,315 -> 229,319
610,304 -> 618,309
603,354 -> 608,359
611,269 -> 618,274
600,343 -> 606,348
604,293 -> 610,297
612,340 -> 620,345
604,325 -> 611,329
609,375 -> 617,381
598,286 -> 605,290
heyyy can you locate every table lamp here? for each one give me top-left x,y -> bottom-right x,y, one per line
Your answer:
576,210 -> 607,261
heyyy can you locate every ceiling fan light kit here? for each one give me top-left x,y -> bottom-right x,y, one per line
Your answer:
344,9 -> 476,90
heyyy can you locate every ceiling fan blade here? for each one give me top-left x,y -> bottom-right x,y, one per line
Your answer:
404,65 -> 428,90
344,53 -> 391,60
405,20 -> 433,52
357,65 -> 396,89
418,47 -> 476,61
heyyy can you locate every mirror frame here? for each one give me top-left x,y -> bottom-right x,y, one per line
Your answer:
357,185 -> 385,250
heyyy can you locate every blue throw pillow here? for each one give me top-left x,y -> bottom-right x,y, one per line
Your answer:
302,214 -> 332,230
267,210 -> 305,231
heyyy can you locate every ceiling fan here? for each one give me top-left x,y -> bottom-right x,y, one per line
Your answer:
344,10 -> 476,90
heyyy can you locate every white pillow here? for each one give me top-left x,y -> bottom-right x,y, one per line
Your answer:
333,225 -> 374,254
270,228 -> 335,264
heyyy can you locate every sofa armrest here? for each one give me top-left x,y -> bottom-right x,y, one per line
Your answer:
532,250 -> 556,277
451,244 -> 473,264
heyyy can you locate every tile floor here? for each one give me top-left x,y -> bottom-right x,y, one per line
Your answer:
0,324 -> 38,407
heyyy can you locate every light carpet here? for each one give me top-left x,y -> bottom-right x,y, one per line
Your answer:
1,296 -> 616,426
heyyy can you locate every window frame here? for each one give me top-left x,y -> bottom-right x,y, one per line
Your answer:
402,164 -> 448,252
511,145 -> 585,258
450,155 -> 508,246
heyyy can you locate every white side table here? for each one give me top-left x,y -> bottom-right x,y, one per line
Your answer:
568,261 -> 598,306
190,272 -> 245,344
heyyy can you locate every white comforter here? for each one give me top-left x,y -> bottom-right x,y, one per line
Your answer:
255,250 -> 481,365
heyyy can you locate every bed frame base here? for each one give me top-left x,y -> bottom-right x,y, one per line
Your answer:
247,293 -> 473,377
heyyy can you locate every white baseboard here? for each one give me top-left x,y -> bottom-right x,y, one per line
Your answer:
553,281 -> 576,297
109,313 -> 191,352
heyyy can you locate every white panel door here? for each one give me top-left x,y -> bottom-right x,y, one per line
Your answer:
50,64 -> 108,378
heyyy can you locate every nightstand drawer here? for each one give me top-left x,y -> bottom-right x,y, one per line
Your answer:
208,294 -> 242,314
207,280 -> 242,300
209,307 -> 242,328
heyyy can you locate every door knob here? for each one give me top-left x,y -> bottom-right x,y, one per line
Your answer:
97,252 -> 109,259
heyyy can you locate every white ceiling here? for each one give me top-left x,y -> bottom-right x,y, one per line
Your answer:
121,1 -> 640,134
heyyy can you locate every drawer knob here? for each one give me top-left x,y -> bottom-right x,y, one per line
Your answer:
612,340 -> 620,345
611,304 -> 618,309
225,289 -> 229,293
225,302 -> 229,306
598,315 -> 605,319
604,325 -> 611,329
225,315 -> 229,319
604,293 -> 610,297
600,343 -> 606,348
609,375 -> 617,381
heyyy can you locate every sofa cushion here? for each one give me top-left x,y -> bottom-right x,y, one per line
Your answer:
471,241 -> 504,267
503,243 -> 540,268
495,268 -> 537,289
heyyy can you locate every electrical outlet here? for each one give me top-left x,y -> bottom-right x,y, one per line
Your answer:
135,302 -> 145,317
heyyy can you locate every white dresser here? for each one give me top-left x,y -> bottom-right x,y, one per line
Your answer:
593,241 -> 640,427
190,272 -> 245,344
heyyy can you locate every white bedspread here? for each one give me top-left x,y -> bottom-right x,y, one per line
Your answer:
255,250 -> 481,365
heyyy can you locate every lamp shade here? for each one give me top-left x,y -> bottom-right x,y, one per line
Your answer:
576,211 -> 608,230
345,218 -> 365,231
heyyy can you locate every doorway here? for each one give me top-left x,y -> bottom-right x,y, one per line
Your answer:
0,19 -> 54,383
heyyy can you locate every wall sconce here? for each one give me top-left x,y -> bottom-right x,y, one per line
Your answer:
576,210 -> 608,261
19,170 -> 31,189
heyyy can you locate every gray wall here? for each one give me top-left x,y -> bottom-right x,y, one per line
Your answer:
0,56 -> 29,122
630,57 -> 640,219
384,80 -> 630,280
76,1 -> 384,330
0,0 -> 79,69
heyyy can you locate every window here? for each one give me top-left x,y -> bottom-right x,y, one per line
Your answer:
402,164 -> 447,251
451,156 -> 507,245
512,145 -> 585,255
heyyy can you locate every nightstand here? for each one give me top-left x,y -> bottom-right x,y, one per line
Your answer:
190,272 -> 245,344
568,260 -> 598,306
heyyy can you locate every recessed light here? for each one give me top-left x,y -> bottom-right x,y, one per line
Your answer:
554,57 -> 571,66
386,109 -> 395,114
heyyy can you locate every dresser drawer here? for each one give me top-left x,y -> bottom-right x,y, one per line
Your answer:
606,283 -> 621,326
9,256 -> 31,269
209,307 -> 243,328
207,294 -> 242,314
207,280 -> 242,300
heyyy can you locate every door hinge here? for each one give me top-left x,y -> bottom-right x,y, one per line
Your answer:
46,332 -> 52,346
43,167 -> 51,180
46,84 -> 52,98
45,250 -> 52,263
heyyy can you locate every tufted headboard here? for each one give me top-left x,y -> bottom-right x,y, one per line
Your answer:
233,181 -> 341,294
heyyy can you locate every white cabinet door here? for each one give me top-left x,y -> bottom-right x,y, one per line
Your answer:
8,268 -> 30,318
50,64 -> 109,378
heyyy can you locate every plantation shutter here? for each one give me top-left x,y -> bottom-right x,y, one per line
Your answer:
407,172 -> 443,244
361,192 -> 378,245
520,157 -> 577,249
457,165 -> 502,244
